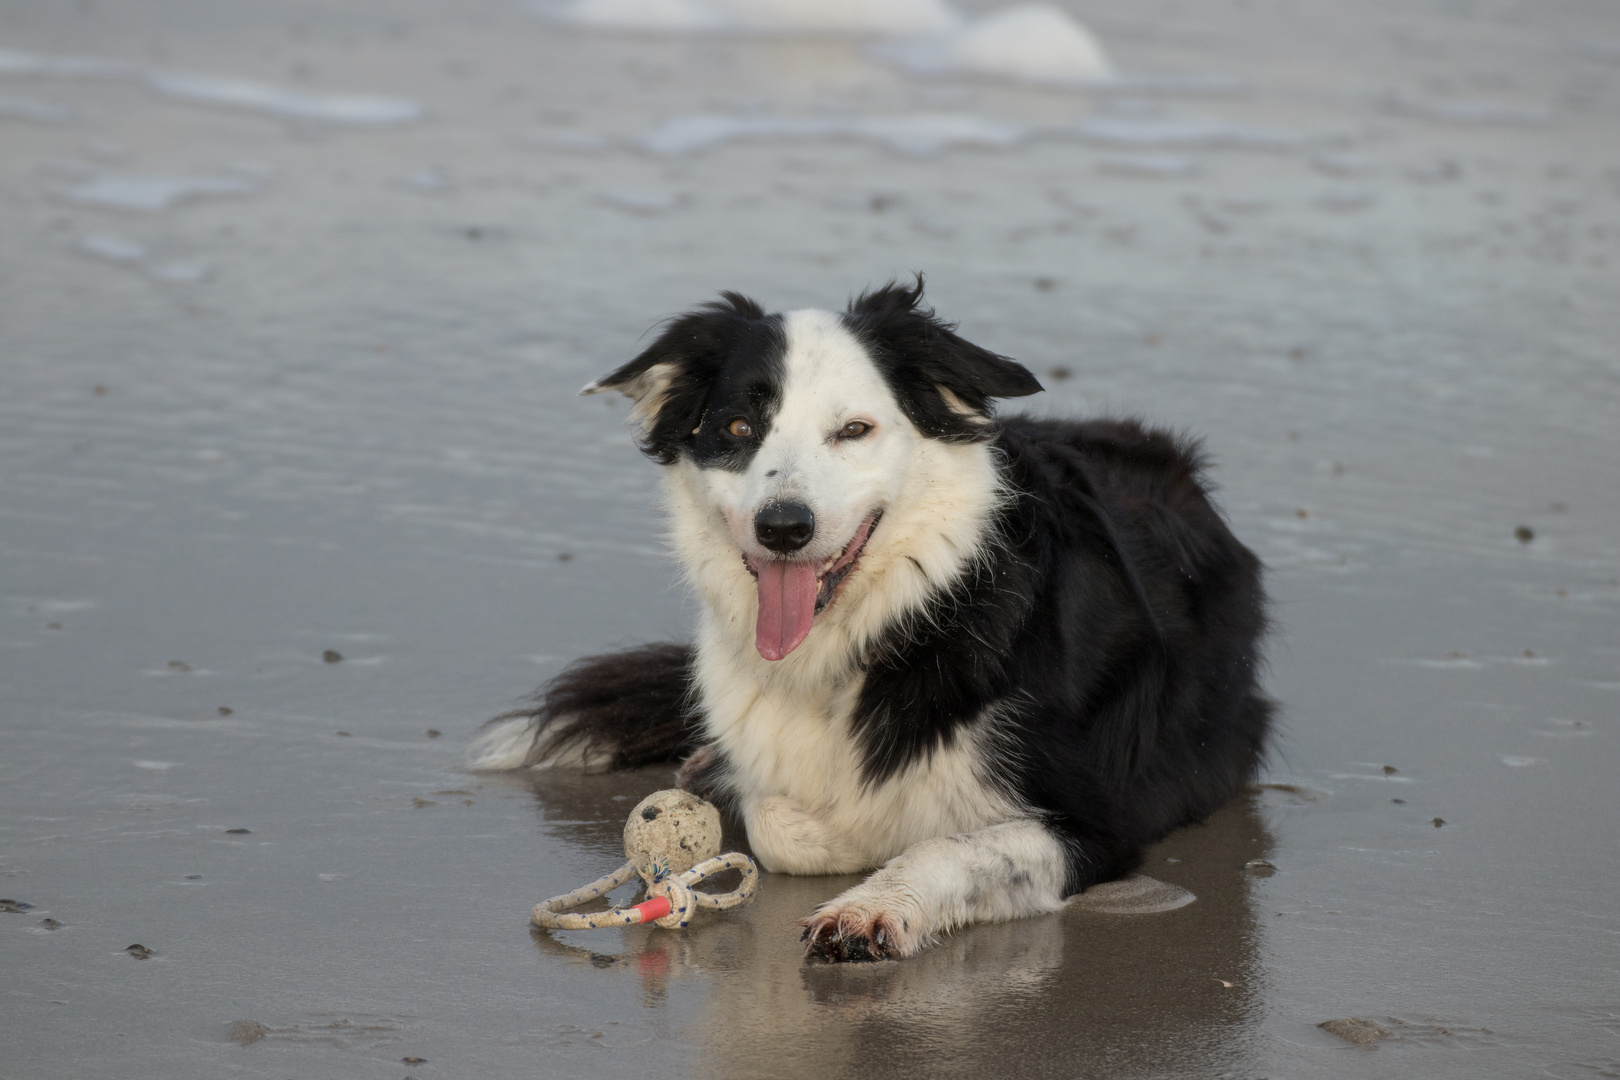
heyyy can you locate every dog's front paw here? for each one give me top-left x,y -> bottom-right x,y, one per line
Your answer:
799,900 -> 921,962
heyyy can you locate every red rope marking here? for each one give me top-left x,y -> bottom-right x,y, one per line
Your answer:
630,895 -> 672,923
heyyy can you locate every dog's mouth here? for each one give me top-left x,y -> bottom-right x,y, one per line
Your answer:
744,511 -> 881,662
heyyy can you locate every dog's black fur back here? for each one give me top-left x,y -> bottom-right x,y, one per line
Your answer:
499,415 -> 1269,895
851,416 -> 1270,892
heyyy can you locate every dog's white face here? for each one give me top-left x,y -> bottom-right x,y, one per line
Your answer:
685,310 -> 925,659
702,311 -> 908,566
587,285 -> 1041,665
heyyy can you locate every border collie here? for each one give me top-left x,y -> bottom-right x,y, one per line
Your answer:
471,279 -> 1271,962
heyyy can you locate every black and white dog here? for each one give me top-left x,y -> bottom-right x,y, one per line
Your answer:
472,280 -> 1271,962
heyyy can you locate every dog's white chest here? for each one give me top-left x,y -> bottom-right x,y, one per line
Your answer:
698,654 -> 1021,874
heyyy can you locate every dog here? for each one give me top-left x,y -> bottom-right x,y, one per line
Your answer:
470,279 -> 1272,962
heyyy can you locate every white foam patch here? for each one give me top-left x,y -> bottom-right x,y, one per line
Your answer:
61,172 -> 256,212
1314,190 -> 1375,213
1327,772 -> 1415,783
395,167 -> 455,192
147,72 -> 423,125
640,112 -> 1027,155
712,0 -> 957,33
521,129 -> 616,152
547,0 -> 724,30
1499,755 -> 1545,767
603,188 -> 685,212
30,599 -> 96,613
0,48 -> 134,78
0,95 -> 75,123
0,48 -> 422,126
1073,116 -> 1304,150
148,260 -> 211,283
545,0 -> 957,34
1378,93 -> 1553,127
133,760 -> 177,770
875,4 -> 1112,85
1096,153 -> 1200,178
1099,74 -> 1246,97
77,234 -> 147,263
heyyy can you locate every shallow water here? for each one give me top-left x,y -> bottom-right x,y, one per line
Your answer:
2,0 -> 1618,1077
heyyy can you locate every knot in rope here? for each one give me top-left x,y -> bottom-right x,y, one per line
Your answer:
531,851 -> 758,932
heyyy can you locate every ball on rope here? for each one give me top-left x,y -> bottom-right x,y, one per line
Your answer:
622,788 -> 722,875
531,790 -> 758,932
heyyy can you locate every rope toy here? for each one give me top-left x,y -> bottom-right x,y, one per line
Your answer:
531,789 -> 759,931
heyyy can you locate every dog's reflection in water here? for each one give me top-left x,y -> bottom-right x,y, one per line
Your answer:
527,775 -> 1272,1079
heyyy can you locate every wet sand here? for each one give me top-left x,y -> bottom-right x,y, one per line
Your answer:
2,1 -> 1618,1077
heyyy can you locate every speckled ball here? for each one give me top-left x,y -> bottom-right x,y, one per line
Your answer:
622,789 -> 722,876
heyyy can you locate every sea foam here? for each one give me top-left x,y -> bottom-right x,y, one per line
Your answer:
0,48 -> 422,126
875,4 -> 1112,85
147,72 -> 423,125
546,0 -> 957,33
544,0 -> 1112,87
1073,116 -> 1303,150
639,112 -> 1028,155
62,173 -> 256,212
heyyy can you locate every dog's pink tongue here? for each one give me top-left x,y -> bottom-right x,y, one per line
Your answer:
754,560 -> 818,661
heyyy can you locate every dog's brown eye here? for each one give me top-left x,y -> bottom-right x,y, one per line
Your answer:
726,418 -> 753,438
839,420 -> 872,440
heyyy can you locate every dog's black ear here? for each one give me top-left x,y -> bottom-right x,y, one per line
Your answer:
584,292 -> 772,464
844,276 -> 1042,441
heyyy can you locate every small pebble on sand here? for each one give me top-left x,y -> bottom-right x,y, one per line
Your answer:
228,1019 -> 266,1045
1319,1017 -> 1391,1045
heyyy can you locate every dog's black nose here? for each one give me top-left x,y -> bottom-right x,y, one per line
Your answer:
754,502 -> 815,554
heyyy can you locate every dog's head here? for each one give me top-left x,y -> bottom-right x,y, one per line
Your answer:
586,278 -> 1042,662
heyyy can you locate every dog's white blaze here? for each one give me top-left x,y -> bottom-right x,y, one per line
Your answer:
665,309 -> 1029,874
694,309 -> 929,565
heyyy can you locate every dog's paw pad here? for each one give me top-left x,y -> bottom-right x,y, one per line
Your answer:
799,910 -> 905,963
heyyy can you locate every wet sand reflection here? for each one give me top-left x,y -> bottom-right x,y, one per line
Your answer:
523,768 -> 1273,1079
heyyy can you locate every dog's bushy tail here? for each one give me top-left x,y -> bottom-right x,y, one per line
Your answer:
467,643 -> 702,772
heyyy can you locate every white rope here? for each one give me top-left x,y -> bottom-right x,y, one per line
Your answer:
531,852 -> 759,931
